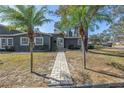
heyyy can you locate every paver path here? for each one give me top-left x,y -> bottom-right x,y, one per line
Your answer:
50,52 -> 73,87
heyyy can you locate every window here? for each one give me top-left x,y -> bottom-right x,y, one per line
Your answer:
78,39 -> 81,45
0,38 -> 13,49
1,38 -> 7,49
7,38 -> 13,46
57,38 -> 64,47
35,37 -> 43,45
20,37 -> 29,46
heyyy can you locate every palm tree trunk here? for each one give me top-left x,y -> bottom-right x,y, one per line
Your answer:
84,31 -> 88,52
81,38 -> 87,69
29,42 -> 33,73
79,25 -> 87,69
28,26 -> 34,73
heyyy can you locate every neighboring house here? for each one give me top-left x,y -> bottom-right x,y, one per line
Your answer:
0,25 -> 81,52
113,34 -> 124,46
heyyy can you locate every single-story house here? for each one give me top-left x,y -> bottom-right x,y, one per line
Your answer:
0,25 -> 81,52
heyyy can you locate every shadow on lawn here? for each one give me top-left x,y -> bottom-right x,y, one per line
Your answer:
89,51 -> 124,57
95,48 -> 124,54
33,70 -> 124,88
32,71 -> 124,87
85,67 -> 124,79
32,71 -> 74,87
32,71 -> 61,83
76,82 -> 124,88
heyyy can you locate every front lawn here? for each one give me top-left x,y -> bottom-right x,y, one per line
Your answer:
0,52 -> 56,87
65,48 -> 124,86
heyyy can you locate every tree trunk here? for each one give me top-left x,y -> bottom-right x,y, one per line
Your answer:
28,26 -> 34,73
81,38 -> 87,69
84,31 -> 88,52
30,42 -> 33,73
79,25 -> 87,69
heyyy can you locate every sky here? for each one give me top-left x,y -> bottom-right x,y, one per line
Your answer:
89,22 -> 110,35
37,5 -> 60,33
1,5 -> 110,35
37,5 -> 110,35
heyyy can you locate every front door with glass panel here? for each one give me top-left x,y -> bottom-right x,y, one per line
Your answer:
57,37 -> 64,50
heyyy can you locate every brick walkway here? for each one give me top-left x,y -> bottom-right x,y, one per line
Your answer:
49,52 -> 73,87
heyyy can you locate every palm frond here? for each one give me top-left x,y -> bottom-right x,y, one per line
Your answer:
0,5 -> 51,32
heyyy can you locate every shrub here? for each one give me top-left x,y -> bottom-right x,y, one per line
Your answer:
5,46 -> 15,51
95,45 -> 104,49
68,45 -> 75,49
42,45 -> 49,49
68,45 -> 81,50
88,44 -> 95,49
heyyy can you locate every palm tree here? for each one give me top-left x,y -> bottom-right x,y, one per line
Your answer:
56,5 -> 113,69
0,5 -> 51,72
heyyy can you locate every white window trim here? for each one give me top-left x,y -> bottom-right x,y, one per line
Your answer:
7,38 -> 13,46
0,38 -> 6,49
34,37 -> 44,46
20,37 -> 29,46
0,38 -> 13,49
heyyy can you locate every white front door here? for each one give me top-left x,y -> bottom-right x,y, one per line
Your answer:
57,37 -> 64,50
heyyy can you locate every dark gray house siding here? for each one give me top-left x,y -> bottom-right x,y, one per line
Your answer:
0,25 -> 81,52
34,34 -> 51,52
13,33 -> 51,52
13,34 -> 29,52
64,38 -> 81,49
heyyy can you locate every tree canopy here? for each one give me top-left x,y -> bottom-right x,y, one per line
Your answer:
55,6 -> 113,34
0,5 -> 51,32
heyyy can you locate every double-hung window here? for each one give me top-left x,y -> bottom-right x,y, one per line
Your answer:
35,37 -> 43,45
20,37 -> 29,46
1,38 -> 7,49
0,38 -> 13,49
20,37 -> 43,46
7,38 -> 13,46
